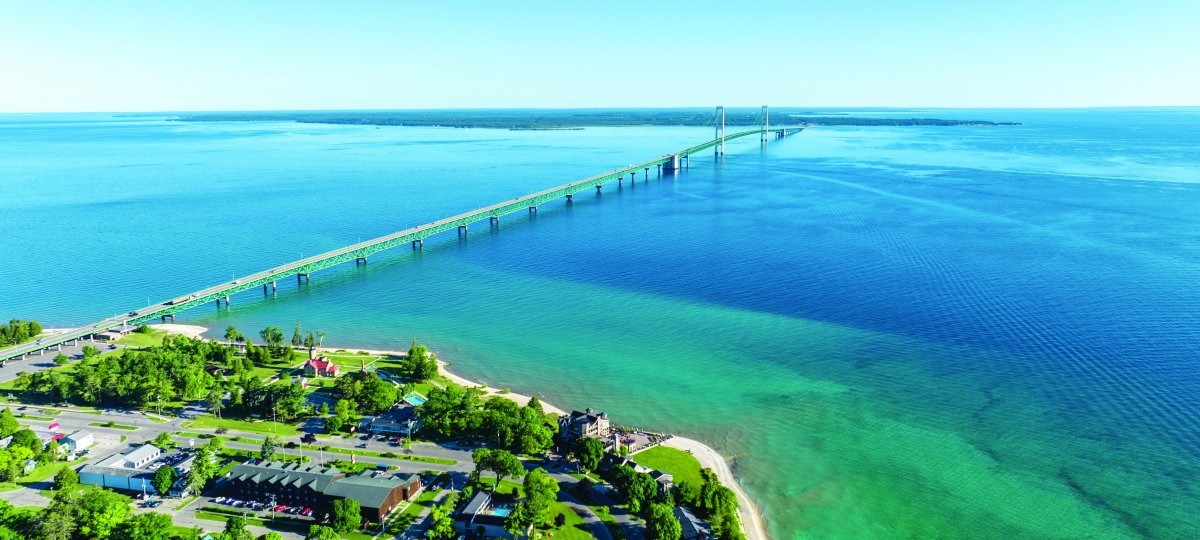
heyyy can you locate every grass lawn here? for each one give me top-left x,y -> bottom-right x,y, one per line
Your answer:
631,445 -> 703,487
182,415 -> 299,436
532,501 -> 595,540
16,413 -> 55,421
117,330 -> 167,348
89,421 -> 139,430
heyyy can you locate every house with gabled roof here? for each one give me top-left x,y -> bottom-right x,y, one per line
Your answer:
303,357 -> 339,377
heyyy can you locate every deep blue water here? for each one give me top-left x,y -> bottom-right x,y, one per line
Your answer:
2,109 -> 1199,538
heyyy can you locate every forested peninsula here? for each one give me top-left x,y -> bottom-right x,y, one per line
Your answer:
170,109 -> 1020,129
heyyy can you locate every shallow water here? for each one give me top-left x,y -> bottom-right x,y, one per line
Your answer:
2,109 -> 1199,538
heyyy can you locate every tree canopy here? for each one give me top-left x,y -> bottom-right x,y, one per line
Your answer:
330,498 -> 361,533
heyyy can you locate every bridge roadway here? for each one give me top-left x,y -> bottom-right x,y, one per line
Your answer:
0,127 -> 802,363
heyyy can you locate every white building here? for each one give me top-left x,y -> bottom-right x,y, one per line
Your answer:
79,444 -> 162,493
62,430 -> 95,452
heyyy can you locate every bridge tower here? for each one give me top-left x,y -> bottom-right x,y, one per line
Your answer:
762,105 -> 769,143
715,106 -> 725,156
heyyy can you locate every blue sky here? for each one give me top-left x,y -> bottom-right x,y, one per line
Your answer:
1,1 -> 1196,111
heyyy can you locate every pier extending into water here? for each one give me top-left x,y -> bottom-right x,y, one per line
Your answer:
0,122 -> 802,362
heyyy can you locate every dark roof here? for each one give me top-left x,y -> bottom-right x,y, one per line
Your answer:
674,506 -> 708,539
229,461 -> 344,493
323,472 -> 416,508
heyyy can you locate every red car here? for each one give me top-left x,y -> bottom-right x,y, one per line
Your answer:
274,505 -> 286,512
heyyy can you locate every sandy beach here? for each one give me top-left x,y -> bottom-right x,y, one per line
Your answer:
661,437 -> 768,540
147,323 -> 209,338
186,330 -> 768,539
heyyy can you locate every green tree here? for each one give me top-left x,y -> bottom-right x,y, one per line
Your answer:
224,325 -> 241,346
207,385 -> 225,418
427,500 -> 456,539
0,409 -> 16,439
73,487 -> 133,539
81,345 -> 100,358
303,331 -> 315,355
8,429 -> 41,453
152,432 -> 174,449
53,467 -> 79,492
518,468 -> 558,528
647,503 -> 682,540
291,321 -> 303,348
260,436 -> 278,461
356,373 -> 397,415
325,415 -> 344,434
223,515 -> 254,540
152,465 -> 176,495
258,532 -> 284,540
53,353 -> 70,366
318,402 -> 330,416
114,511 -> 175,540
399,340 -> 438,381
488,449 -> 524,488
334,399 -> 358,423
258,327 -> 285,356
417,384 -> 483,439
330,498 -> 361,533
573,437 -> 604,472
305,524 -> 340,540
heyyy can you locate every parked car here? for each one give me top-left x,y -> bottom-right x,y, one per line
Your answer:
356,443 -> 368,448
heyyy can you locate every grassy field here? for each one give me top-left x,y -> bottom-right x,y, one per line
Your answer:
533,501 -> 595,540
182,415 -> 299,436
116,330 -> 167,348
0,458 -> 85,491
631,445 -> 703,486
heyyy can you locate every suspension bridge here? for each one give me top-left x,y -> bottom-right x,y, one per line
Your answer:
0,107 -> 802,363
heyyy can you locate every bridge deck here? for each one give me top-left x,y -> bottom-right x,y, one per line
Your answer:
0,127 -> 801,362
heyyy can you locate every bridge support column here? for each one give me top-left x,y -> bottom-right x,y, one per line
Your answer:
57,344 -> 62,351
565,194 -> 572,202
663,155 -> 679,175
161,314 -> 174,323
457,225 -> 468,236
595,185 -> 602,192
644,167 -> 649,180
355,256 -> 367,266
298,273 -> 309,284
490,217 -> 500,226
38,349 -> 44,356
528,206 -> 537,215
411,239 -> 423,250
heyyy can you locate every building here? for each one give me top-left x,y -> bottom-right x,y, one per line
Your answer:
223,461 -> 421,522
675,506 -> 710,540
302,358 -> 340,378
649,470 -> 674,495
457,490 -> 516,538
79,444 -> 162,493
62,430 -> 95,452
558,408 -> 611,441
359,404 -> 421,437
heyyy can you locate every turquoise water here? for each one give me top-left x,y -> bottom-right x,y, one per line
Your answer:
3,110 -> 1200,538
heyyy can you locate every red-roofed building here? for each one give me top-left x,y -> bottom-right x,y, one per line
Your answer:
303,358 -> 340,377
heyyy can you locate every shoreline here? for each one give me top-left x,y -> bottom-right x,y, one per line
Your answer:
161,326 -> 770,540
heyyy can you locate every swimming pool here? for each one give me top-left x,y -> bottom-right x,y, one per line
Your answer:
403,392 -> 427,406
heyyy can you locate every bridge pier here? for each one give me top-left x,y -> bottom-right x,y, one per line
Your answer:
565,194 -> 572,202
264,281 -> 278,294
528,206 -> 537,215
490,217 -> 500,226
161,314 -> 175,323
38,349 -> 44,356
457,225 -> 468,236
618,176 -> 622,186
644,167 -> 649,180
595,185 -> 602,192
297,273 -> 310,284
216,295 -> 230,307
355,256 -> 367,266
411,239 -> 423,250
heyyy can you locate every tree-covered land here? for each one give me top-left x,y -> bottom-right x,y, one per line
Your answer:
0,319 -> 42,347
173,108 -> 1019,129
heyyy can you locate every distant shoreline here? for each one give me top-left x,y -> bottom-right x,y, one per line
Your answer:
169,109 -> 1019,129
